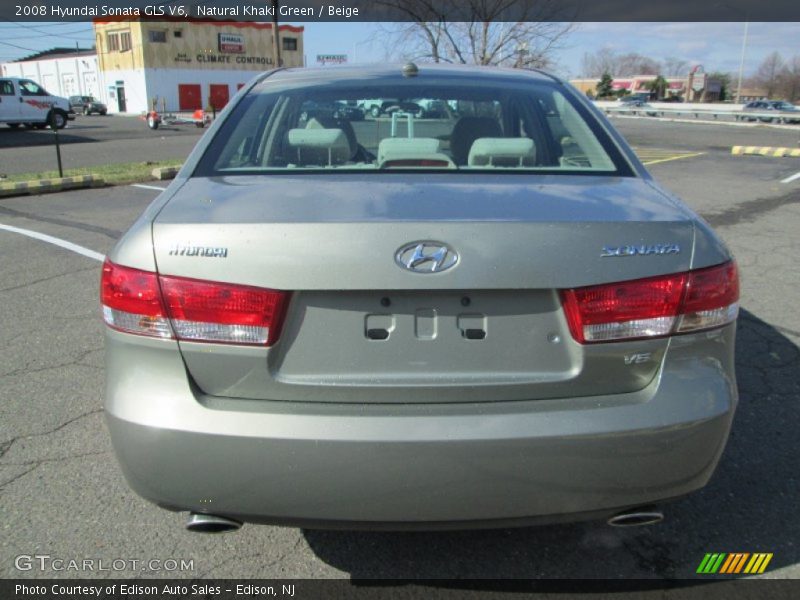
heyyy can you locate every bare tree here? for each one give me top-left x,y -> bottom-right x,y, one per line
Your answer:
580,48 -> 661,77
755,51 -> 784,99
581,47 -> 619,77
374,0 -> 574,70
617,53 -> 661,76
663,56 -> 689,77
777,55 -> 800,102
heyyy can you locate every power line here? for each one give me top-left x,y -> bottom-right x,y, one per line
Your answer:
0,20 -> 94,28
0,40 -> 39,52
0,22 -> 94,39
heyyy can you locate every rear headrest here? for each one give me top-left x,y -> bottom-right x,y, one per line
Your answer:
287,128 -> 351,166
377,137 -> 441,165
449,117 -> 503,165
306,116 -> 358,159
468,138 -> 536,167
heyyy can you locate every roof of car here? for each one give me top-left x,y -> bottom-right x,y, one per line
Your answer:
262,63 -> 561,86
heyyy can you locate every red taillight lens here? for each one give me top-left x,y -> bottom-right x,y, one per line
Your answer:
101,259 -> 172,338
159,276 -> 288,346
677,261 -> 739,333
101,260 -> 289,346
561,261 -> 739,344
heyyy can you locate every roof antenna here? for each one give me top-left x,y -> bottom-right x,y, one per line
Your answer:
402,62 -> 419,78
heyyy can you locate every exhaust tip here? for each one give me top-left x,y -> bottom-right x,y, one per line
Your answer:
186,513 -> 242,534
607,508 -> 664,528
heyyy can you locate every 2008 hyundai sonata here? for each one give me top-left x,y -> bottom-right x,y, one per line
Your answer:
101,64 -> 738,532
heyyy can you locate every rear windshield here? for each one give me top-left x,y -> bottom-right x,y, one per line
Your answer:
195,76 -> 630,176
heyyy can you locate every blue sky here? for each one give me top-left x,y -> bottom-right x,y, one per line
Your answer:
1,21 -> 797,79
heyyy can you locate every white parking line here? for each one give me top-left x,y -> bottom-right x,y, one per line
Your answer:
131,183 -> 167,191
0,223 -> 105,262
780,171 -> 800,184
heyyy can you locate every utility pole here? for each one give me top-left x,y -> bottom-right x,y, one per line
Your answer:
735,21 -> 749,104
271,0 -> 281,67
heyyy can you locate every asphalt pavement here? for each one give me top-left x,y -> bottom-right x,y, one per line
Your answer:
0,116 -> 798,586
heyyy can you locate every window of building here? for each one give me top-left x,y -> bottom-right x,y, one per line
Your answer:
107,32 -> 120,52
149,30 -> 167,43
106,30 -> 131,52
174,30 -> 183,38
282,37 -> 297,51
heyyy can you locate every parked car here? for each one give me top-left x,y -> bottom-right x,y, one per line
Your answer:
299,100 -> 364,122
618,93 -> 650,103
103,64 -> 739,533
0,77 -> 73,129
69,95 -> 107,116
618,98 -> 659,116
333,101 -> 365,121
740,100 -> 800,123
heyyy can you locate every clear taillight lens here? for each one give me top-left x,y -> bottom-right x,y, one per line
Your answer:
100,259 -> 289,346
561,261 -> 739,344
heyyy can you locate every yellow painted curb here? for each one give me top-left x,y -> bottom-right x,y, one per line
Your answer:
0,175 -> 104,198
732,146 -> 800,157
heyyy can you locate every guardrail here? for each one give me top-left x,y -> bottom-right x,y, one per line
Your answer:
596,103 -> 800,124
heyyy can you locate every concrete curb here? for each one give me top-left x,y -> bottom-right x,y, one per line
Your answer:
732,146 -> 800,157
0,175 -> 105,198
152,166 -> 180,180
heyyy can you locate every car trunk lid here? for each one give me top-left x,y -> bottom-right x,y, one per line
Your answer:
152,174 -> 694,403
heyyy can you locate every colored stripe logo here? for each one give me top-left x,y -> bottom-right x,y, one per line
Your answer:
697,553 -> 773,574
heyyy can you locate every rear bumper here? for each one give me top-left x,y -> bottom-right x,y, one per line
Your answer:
105,326 -> 737,529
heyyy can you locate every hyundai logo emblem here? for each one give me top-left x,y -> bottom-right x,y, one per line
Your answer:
395,241 -> 459,274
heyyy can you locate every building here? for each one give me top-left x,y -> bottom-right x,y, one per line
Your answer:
736,87 -> 768,103
571,72 -> 724,102
93,17 -> 304,113
1,48 -> 101,99
0,18 -> 305,115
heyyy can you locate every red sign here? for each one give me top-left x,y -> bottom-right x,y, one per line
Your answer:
218,33 -> 245,54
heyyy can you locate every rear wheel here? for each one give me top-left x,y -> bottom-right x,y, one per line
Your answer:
147,115 -> 159,130
48,110 -> 67,129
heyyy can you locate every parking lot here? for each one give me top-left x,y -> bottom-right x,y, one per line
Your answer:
0,114 -> 799,582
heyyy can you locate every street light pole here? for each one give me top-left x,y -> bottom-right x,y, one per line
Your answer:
735,21 -> 749,104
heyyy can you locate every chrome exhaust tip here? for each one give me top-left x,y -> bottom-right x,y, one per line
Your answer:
607,508 -> 664,527
186,513 -> 242,534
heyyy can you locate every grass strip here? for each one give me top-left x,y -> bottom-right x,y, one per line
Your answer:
1,160 -> 183,186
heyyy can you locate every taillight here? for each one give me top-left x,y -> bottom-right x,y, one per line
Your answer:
159,275 -> 288,345
101,260 -> 172,338
561,261 -> 739,344
100,259 -> 289,346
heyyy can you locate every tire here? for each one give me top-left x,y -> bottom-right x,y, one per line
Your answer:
195,121 -> 205,128
100,110 -> 107,116
23,122 -> 34,129
147,115 -> 159,130
48,110 -> 67,129
83,106 -> 90,116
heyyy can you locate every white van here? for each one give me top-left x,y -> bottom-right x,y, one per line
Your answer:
0,77 -> 74,129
